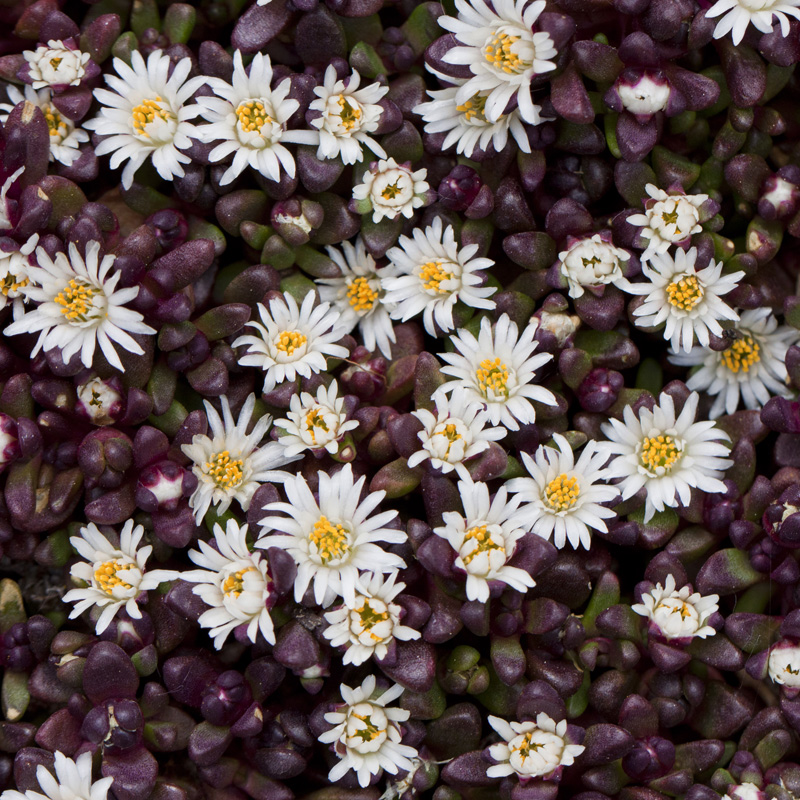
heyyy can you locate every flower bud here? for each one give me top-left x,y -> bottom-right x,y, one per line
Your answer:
136,461 -> 195,512
76,376 -> 124,426
0,413 -> 20,471
613,69 -> 672,119
201,671 -> 252,726
438,166 -> 482,212
270,197 -> 324,246
758,173 -> 800,221
146,209 -> 189,252
578,368 -> 624,412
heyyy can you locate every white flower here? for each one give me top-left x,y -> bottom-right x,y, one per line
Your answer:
84,49 -> 205,190
768,641 -> 800,688
62,520 -> 168,634
707,0 -> 800,45
670,308 -> 798,418
487,713 -> 585,780
0,86 -> 88,166
0,751 -> 113,800
233,290 -> 349,393
382,217 -> 497,336
323,571 -> 420,665
434,477 -> 534,602
617,72 -> 671,116
196,51 -> 317,186
407,387 -> 506,479
4,241 -> 154,371
599,391 -> 732,522
532,311 -> 581,346
558,234 -> 631,299
274,379 -> 359,457
258,463 -> 406,607
627,184 -> 709,261
317,237 -> 398,358
723,785 -> 766,800
440,0 -> 557,125
439,314 -> 556,431
0,166 -> 24,231
352,157 -> 429,223
309,65 -> 388,165
620,247 -> 744,353
178,519 -> 275,649
181,393 -> 298,523
0,232 -> 38,318
632,573 -> 719,640
319,675 -> 418,788
507,434 -> 618,550
23,41 -> 90,89
76,376 -> 123,426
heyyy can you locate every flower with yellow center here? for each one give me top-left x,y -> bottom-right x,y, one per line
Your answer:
707,0 -> 800,45
0,232 -> 38,319
4,751 -> 114,800
557,232 -> 632,299
352,157 -> 430,223
23,40 -> 91,90
665,274 -> 704,311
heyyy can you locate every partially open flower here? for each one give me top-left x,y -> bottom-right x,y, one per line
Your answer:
23,40 -> 91,90
352,158 -> 430,223
614,70 -> 672,119
76,376 -> 123,426
558,232 -> 630,299
768,640 -> 800,688
0,233 -> 38,319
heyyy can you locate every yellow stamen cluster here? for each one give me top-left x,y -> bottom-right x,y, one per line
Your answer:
419,260 -> 454,293
309,515 -> 349,563
721,335 -> 761,373
275,330 -> 307,355
639,435 -> 681,473
660,206 -> 680,228
222,567 -> 254,598
476,357 -> 510,398
658,600 -> 692,621
94,559 -> 133,595
456,94 -> 489,122
336,95 -> 362,131
665,274 -> 704,311
205,450 -> 244,490
304,408 -> 329,442
49,57 -> 63,69
462,524 -> 505,565
44,105 -> 67,138
346,276 -> 378,312
352,713 -> 382,741
513,732 -> 545,762
54,278 -> 102,323
236,100 -> 272,133
381,181 -> 402,200
544,473 -> 580,512
357,600 -> 390,640
484,32 -> 527,74
131,97 -> 173,138
0,272 -> 28,297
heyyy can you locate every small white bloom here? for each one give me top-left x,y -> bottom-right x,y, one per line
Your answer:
323,571 -> 420,665
768,641 -> 800,688
439,0 -> 557,125
620,247 -> 744,353
309,65 -> 388,165
632,573 -> 719,640
4,241 -> 154,371
507,433 -> 618,550
599,392 -> 732,522
617,72 -> 671,116
0,232 -> 38,318
707,0 -> 800,45
0,751 -> 113,800
233,290 -> 349,392
407,387 -> 506,479
84,49 -> 206,190
487,713 -> 585,780
319,675 -> 418,788
558,233 -> 631,299
627,184 -> 709,261
259,463 -> 406,607
439,313 -> 556,431
382,216 -> 496,336
0,87 -> 88,166
274,379 -> 359,457
352,157 -> 429,223
63,520 -> 168,634
24,40 -> 90,90
179,519 -> 276,649
76,376 -> 123,426
196,51 -> 317,186
723,785 -> 766,800
670,308 -> 798,418
181,393 -> 298,523
533,311 -> 581,346
434,477 -> 534,602
317,237 -> 398,358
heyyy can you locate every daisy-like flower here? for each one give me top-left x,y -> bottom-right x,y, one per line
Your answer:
181,393 -> 298,523
323,571 -> 420,665
62,520 -> 168,634
627,184 -> 709,261
670,308 -> 798,419
273,379 -> 359,457
0,233 -> 38,318
487,713 -> 585,780
177,519 -> 276,649
768,640 -> 800,688
233,291 -> 349,392
439,0 -> 557,125
707,0 -> 800,45
439,314 -> 556,431
632,573 -> 719,641
506,434 -> 618,550
0,86 -> 88,166
434,477 -> 534,602
352,157 -> 429,223
0,751 -> 113,800
382,216 -> 497,336
620,247 -> 744,353
407,388 -> 506,479
23,40 -> 90,90
558,233 -> 631,299
599,392 -> 732,522
319,675 -> 418,788
259,463 -> 406,607
4,241 -> 154,371
316,238 -> 398,358
309,65 -> 388,165
196,51 -> 317,186
84,49 -> 206,190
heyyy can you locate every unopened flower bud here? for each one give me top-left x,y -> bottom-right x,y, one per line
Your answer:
270,197 -> 323,246
615,69 -> 672,118
136,460 -> 195,512
0,413 -> 20,470
532,310 -> 581,347
201,670 -> 252,726
758,175 -> 800,221
438,166 -> 482,212
146,209 -> 189,252
578,368 -> 624,412
76,376 -> 124,426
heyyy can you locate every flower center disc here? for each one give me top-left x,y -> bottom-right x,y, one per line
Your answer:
335,94 -> 362,131
419,260 -> 455,294
274,330 -> 308,358
1,271 -> 27,298
666,274 -> 704,311
309,515 -> 351,564
222,566 -> 255,598
131,96 -> 177,142
44,104 -> 67,139
206,450 -> 244,489
721,335 -> 761,373
236,99 -> 273,133
54,278 -> 105,324
476,357 -> 510,399
483,27 -> 531,74
639,434 -> 682,475
94,559 -> 133,595
346,276 -> 378,312
457,93 -> 490,123
462,524 -> 505,565
545,473 -> 580,511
